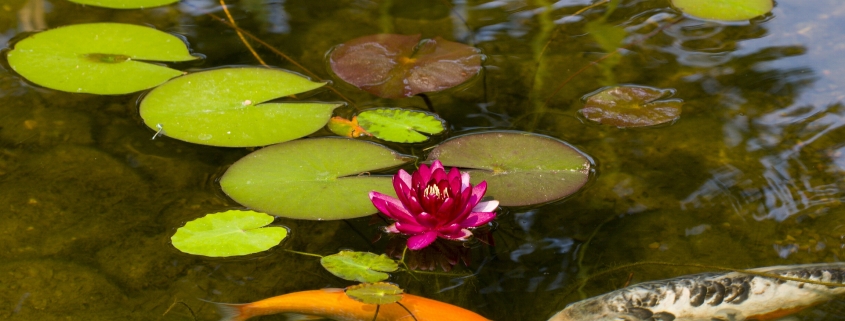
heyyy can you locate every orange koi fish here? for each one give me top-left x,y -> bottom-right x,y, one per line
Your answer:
549,263 -> 845,321
213,288 -> 491,321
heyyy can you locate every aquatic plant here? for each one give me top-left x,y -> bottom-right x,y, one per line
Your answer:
369,160 -> 498,250
329,34 -> 483,99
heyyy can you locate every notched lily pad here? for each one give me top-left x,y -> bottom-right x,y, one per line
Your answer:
68,0 -> 179,9
427,131 -> 592,207
345,282 -> 404,305
321,251 -> 399,283
6,23 -> 199,95
356,108 -> 446,143
171,210 -> 288,257
220,137 -> 415,220
580,85 -> 682,128
140,67 -> 340,147
671,0 -> 773,22
329,34 -> 483,99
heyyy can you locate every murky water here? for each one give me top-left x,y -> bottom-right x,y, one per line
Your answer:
2,0 -> 845,320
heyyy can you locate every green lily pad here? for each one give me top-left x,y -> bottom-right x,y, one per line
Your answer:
356,108 -> 446,143
321,251 -> 399,283
220,137 -> 415,220
580,85 -> 683,128
68,0 -> 178,9
6,23 -> 198,95
345,282 -> 404,305
171,210 -> 288,257
427,131 -> 592,207
139,68 -> 340,147
671,0 -> 773,22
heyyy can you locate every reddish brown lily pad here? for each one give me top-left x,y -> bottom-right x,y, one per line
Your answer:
329,34 -> 483,99
580,85 -> 683,128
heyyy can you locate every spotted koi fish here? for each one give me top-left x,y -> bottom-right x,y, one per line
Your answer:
549,263 -> 845,321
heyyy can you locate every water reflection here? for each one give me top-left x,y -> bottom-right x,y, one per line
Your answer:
2,0 -> 845,320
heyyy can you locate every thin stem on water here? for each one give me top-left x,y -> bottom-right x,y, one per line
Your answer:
219,0 -> 267,66
283,249 -> 324,258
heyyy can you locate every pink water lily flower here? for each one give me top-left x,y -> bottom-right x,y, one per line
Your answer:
369,160 -> 499,250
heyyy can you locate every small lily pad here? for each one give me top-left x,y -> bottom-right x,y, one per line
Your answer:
140,67 -> 340,147
171,210 -> 288,257
427,131 -> 592,207
68,0 -> 179,9
329,34 -> 483,99
7,23 -> 198,95
220,137 -> 415,220
671,0 -> 773,22
345,282 -> 404,305
321,251 -> 399,283
356,108 -> 446,143
580,85 -> 683,128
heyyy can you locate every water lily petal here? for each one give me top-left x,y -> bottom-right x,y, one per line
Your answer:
460,171 -> 471,191
415,163 -> 433,186
394,221 -> 430,235
460,211 -> 497,228
384,223 -> 400,234
439,227 -> 472,240
407,231 -> 438,250
369,191 -> 403,216
472,200 -> 499,213
415,212 -> 440,227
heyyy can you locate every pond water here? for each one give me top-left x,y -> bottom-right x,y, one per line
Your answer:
2,0 -> 845,320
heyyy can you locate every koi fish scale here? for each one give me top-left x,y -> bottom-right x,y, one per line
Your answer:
549,263 -> 845,321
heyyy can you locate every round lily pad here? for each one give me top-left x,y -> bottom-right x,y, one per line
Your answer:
68,0 -> 179,9
220,137 -> 415,220
321,251 -> 399,283
427,131 -> 592,207
356,108 -> 446,143
139,67 -> 340,147
171,210 -> 288,257
329,34 -> 483,99
345,282 -> 404,305
7,23 -> 198,95
580,85 -> 683,128
671,0 -> 773,22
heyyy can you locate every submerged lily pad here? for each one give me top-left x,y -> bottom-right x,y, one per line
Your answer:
356,108 -> 446,143
220,137 -> 415,220
171,210 -> 288,257
68,0 -> 178,9
329,34 -> 483,99
671,0 -> 773,22
580,85 -> 683,128
140,68 -> 339,147
7,23 -> 198,95
427,131 -> 592,207
321,251 -> 399,283
345,282 -> 404,305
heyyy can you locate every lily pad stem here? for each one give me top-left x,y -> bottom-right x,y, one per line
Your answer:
283,249 -> 323,258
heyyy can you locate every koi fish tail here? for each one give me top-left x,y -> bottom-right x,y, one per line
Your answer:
212,302 -> 249,321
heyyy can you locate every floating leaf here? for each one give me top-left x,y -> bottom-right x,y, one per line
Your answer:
345,282 -> 404,305
356,108 -> 446,143
580,85 -> 683,128
140,67 -> 339,147
327,116 -> 372,138
321,251 -> 399,283
671,0 -> 773,22
6,23 -> 198,95
68,0 -> 178,9
220,137 -> 415,220
329,34 -> 483,99
427,131 -> 592,207
171,210 -> 288,257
